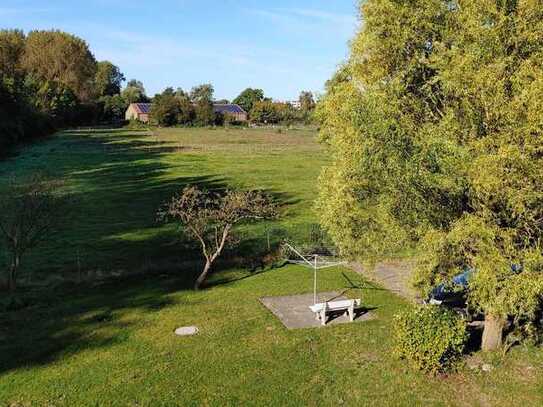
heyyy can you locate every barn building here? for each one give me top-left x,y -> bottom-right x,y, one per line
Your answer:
125,102 -> 248,123
125,103 -> 151,123
213,104 -> 248,122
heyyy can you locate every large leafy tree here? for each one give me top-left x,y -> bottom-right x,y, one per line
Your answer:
0,30 -> 27,151
23,30 -> 97,101
151,87 -> 182,126
0,30 -> 53,152
1,29 -> 129,151
250,100 -> 280,124
175,89 -> 195,125
0,29 -> 25,82
191,83 -> 215,126
190,83 -> 214,103
95,61 -> 125,97
298,91 -> 315,112
318,0 -> 543,350
122,79 -> 148,103
233,88 -> 264,113
100,94 -> 128,123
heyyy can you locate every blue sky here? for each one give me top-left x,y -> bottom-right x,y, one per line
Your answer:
0,0 -> 359,100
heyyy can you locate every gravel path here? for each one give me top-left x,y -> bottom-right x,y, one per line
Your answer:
350,260 -> 421,303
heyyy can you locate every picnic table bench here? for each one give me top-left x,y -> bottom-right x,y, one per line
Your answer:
309,299 -> 362,326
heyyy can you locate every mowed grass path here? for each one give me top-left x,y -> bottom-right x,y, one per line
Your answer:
1,128 -> 542,406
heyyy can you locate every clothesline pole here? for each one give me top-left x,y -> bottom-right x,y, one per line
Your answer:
313,255 -> 318,306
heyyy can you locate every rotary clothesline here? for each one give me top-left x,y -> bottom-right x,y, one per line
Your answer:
283,242 -> 347,305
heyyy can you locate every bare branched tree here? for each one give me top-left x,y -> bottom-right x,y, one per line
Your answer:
159,186 -> 277,290
0,175 -> 69,291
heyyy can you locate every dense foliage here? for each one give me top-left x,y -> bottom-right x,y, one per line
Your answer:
150,85 -> 224,127
150,84 -> 319,127
233,88 -> 265,113
250,96 -> 314,125
0,29 -> 134,153
23,30 -> 97,103
394,305 -> 467,373
298,91 -> 316,112
95,61 -> 125,97
317,0 -> 543,349
0,30 -> 58,153
121,79 -> 148,105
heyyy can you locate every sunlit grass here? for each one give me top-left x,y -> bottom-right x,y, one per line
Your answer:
0,128 -> 542,406
0,127 -> 328,283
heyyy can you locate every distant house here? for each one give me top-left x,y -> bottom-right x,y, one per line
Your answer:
125,102 -> 248,124
273,99 -> 302,109
125,103 -> 151,123
213,104 -> 248,122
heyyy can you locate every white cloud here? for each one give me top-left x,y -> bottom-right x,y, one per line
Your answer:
288,8 -> 357,26
0,7 -> 54,16
71,25 -> 305,97
246,6 -> 358,37
8,3 -> 356,99
91,28 -> 253,69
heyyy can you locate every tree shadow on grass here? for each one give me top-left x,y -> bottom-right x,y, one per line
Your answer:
0,128 -> 301,374
15,129 -> 300,282
8,130 -> 232,280
0,273 -> 188,375
206,263 -> 287,289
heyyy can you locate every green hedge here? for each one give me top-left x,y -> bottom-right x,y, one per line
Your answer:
393,305 -> 467,373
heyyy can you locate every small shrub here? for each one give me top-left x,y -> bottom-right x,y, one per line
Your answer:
393,305 -> 467,373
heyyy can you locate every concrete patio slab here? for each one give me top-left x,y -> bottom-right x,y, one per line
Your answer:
260,291 -> 375,330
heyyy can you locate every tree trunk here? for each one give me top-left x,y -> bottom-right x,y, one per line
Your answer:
481,313 -> 506,351
8,256 -> 19,292
194,260 -> 212,290
8,269 -> 16,292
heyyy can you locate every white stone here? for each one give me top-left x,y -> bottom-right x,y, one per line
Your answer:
481,363 -> 493,372
174,326 -> 199,336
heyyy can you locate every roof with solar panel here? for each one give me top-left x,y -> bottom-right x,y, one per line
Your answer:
213,104 -> 246,114
133,103 -> 152,114
129,102 -> 246,116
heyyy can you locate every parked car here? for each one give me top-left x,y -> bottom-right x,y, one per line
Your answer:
426,264 -> 523,307
426,268 -> 473,307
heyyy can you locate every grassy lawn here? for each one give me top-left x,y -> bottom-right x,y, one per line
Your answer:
0,127 -> 325,283
1,128 -> 542,406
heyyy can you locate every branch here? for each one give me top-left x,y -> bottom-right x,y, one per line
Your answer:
214,225 -> 220,252
188,224 -> 210,261
211,223 -> 232,262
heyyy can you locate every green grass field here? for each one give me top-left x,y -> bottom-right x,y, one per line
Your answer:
0,127 -> 326,284
1,128 -> 542,406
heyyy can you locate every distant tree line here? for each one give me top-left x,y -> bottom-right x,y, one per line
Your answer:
0,29 -> 151,155
234,88 -> 316,126
1,28 -> 318,154
151,85 -> 317,127
150,84 -> 219,127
